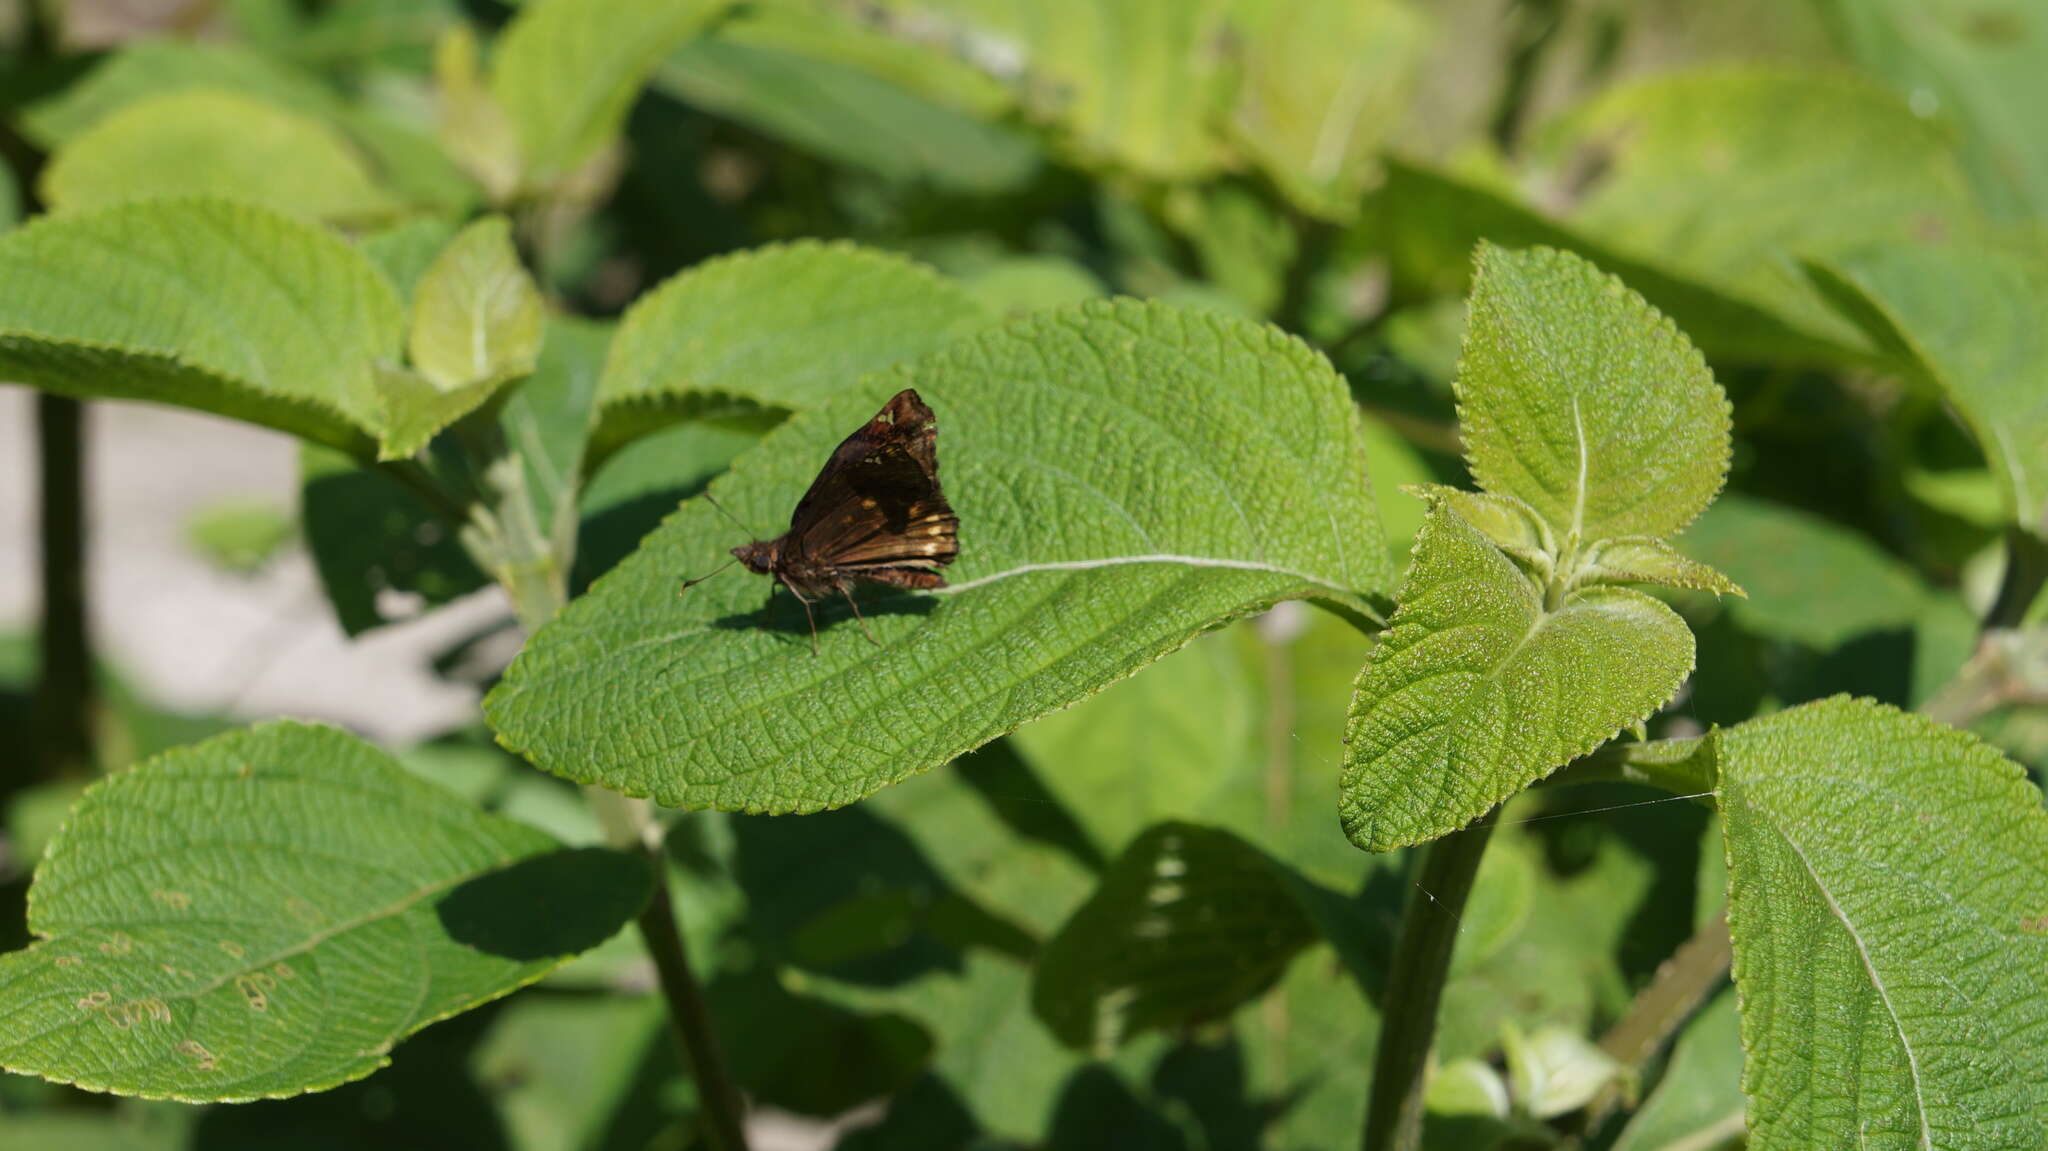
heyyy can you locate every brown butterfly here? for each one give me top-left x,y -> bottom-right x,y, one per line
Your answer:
696,388 -> 959,652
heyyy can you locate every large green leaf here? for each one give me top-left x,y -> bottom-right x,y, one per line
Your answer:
489,0 -> 726,186
19,39 -> 344,146
488,299 -> 1389,813
1547,68 -> 1977,353
39,90 -> 399,225
593,241 -> 992,457
1457,243 -> 1729,545
0,198 -> 404,455
1221,0 -> 1424,217
1384,67 -> 1978,365
1379,159 -> 1859,367
658,7 -> 1040,193
20,39 -> 476,216
1718,697 -> 2048,1150
1809,241 -> 2048,538
1818,0 -> 2048,220
1340,497 -> 1694,851
0,722 -> 650,1102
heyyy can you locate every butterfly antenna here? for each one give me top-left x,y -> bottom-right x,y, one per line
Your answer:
678,557 -> 738,596
701,491 -> 757,538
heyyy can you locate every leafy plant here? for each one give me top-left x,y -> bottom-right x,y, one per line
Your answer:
3,3 -> 2046,1151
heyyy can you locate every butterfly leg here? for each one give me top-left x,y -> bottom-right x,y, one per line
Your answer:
838,584 -> 883,648
778,575 -> 821,656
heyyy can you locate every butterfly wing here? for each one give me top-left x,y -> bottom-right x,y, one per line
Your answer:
785,388 -> 958,588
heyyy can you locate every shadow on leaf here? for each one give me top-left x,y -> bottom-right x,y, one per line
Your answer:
436,847 -> 651,961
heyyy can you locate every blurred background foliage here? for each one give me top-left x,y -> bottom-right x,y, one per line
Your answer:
2,0 -> 2044,1148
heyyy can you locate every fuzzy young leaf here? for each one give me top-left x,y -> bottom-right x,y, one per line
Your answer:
594,241 -> 991,456
489,0 -> 725,185
0,722 -> 650,1102
1810,242 -> 2048,537
1457,243 -> 1729,545
1031,823 -> 1321,1054
1340,498 -> 1693,851
487,299 -> 1389,813
1403,483 -> 1552,566
1718,697 -> 2048,1150
39,91 -> 398,225
1577,537 -> 1743,597
0,198 -> 403,455
406,216 -> 544,394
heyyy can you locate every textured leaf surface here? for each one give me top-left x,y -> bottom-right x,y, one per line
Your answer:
488,299 -> 1389,813
40,90 -> 397,224
489,0 -> 724,184
1458,244 -> 1729,544
1031,823 -> 1321,1054
405,216 -> 544,395
594,241 -> 991,454
1718,697 -> 2048,1150
1340,498 -> 1693,851
0,198 -> 403,454
1811,242 -> 2048,537
0,722 -> 649,1102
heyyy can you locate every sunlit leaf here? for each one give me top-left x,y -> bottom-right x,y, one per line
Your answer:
0,198 -> 403,455
1457,244 -> 1729,545
40,90 -> 398,224
404,215 -> 544,397
1718,697 -> 2048,1150
593,241 -> 992,458
0,722 -> 649,1102
489,299 -> 1390,813
1340,497 -> 1693,851
489,0 -> 727,186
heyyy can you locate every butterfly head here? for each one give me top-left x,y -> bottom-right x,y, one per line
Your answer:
730,539 -> 780,575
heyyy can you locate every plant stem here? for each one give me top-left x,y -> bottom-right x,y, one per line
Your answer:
495,525 -> 750,1151
587,791 -> 751,1151
1585,907 -> 1732,1128
1362,812 -> 1499,1151
31,392 -> 95,782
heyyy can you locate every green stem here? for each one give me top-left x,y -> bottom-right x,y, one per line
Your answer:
494,516 -> 750,1151
31,392 -> 95,782
1362,812 -> 1499,1151
587,791 -> 751,1151
1584,907 -> 1732,1129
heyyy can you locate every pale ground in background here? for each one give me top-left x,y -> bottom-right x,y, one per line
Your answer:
0,388 -> 849,1151
0,387 -> 500,744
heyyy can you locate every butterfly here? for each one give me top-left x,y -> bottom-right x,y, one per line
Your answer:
697,388 -> 959,652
